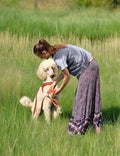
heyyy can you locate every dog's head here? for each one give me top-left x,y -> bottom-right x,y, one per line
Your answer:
37,59 -> 58,80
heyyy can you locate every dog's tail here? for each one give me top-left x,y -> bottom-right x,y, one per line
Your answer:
19,96 -> 32,108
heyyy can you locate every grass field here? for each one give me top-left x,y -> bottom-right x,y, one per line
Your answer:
0,31 -> 120,156
0,8 -> 120,40
0,5 -> 120,156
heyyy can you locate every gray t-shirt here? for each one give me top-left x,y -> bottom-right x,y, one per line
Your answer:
53,44 -> 92,77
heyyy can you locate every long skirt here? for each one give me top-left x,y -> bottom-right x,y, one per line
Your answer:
67,59 -> 102,135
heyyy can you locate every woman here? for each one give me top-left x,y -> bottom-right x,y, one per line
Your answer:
33,39 -> 102,135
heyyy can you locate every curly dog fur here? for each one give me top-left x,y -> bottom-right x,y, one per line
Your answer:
19,58 -> 61,124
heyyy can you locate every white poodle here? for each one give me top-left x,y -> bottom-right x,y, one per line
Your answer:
19,58 -> 61,124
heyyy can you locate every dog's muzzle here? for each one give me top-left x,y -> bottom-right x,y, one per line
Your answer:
51,74 -> 55,78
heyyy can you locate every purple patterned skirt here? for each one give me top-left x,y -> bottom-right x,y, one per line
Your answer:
68,59 -> 102,135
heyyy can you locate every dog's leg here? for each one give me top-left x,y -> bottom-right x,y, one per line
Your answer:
53,108 -> 59,119
53,95 -> 61,119
53,106 -> 62,119
42,97 -> 51,124
32,98 -> 43,120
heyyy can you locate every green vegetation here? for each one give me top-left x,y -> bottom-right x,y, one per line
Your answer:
0,8 -> 120,40
0,0 -> 120,8
0,32 -> 120,156
0,1 -> 120,155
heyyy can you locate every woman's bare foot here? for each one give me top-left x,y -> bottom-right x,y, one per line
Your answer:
95,125 -> 101,134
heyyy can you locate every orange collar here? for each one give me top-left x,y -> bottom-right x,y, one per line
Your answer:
41,82 -> 53,92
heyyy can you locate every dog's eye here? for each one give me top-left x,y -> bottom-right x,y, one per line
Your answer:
45,68 -> 49,71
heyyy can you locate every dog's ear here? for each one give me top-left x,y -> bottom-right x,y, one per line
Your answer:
48,59 -> 58,77
37,62 -> 47,80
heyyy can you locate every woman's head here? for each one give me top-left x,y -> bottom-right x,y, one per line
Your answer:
33,39 -> 51,55
33,39 -> 67,59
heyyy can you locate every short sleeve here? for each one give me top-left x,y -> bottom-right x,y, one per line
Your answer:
55,57 -> 68,71
53,47 -> 68,71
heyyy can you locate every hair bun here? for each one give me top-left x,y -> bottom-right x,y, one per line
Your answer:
39,40 -> 42,44
39,39 -> 45,44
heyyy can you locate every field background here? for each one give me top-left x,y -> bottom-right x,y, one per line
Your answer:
0,1 -> 120,156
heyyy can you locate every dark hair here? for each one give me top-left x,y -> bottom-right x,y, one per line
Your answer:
33,39 -> 51,54
33,39 -> 67,55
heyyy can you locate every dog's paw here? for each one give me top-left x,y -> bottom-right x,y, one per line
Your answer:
57,106 -> 62,114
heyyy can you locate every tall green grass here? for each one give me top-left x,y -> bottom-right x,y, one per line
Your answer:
0,8 -> 120,40
0,32 -> 120,155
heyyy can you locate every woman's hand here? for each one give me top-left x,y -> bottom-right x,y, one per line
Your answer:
47,81 -> 58,95
50,81 -> 57,90
48,68 -> 70,95
54,88 -> 61,95
47,85 -> 60,95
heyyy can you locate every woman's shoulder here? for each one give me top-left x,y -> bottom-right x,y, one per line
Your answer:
67,44 -> 80,49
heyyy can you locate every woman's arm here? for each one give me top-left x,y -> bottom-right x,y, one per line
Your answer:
54,67 -> 70,94
55,72 -> 64,83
